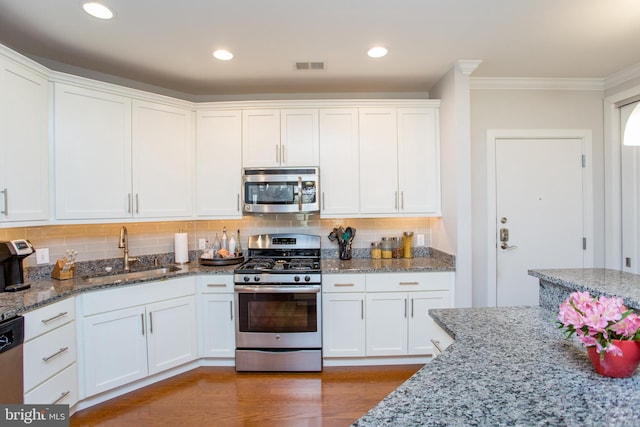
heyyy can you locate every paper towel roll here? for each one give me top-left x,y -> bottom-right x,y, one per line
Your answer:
174,232 -> 189,264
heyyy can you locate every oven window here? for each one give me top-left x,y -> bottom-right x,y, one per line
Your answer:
244,181 -> 317,205
237,292 -> 318,333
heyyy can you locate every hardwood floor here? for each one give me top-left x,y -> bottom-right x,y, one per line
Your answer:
70,365 -> 423,427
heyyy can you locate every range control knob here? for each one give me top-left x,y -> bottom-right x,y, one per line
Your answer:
254,275 -> 260,282
294,275 -> 300,282
305,275 -> 311,282
243,276 -> 250,282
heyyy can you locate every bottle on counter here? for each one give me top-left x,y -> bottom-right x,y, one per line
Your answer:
221,227 -> 228,250
228,233 -> 236,255
235,229 -> 243,257
370,242 -> 382,259
381,237 -> 393,259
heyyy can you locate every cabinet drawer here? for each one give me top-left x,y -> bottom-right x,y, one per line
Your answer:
366,272 -> 451,292
23,322 -> 77,392
322,274 -> 366,292
24,363 -> 78,406
197,274 -> 234,293
24,298 -> 75,341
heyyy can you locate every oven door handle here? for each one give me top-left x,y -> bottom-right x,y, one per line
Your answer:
297,176 -> 303,211
234,285 -> 320,294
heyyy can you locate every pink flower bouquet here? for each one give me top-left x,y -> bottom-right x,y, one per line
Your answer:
557,291 -> 640,357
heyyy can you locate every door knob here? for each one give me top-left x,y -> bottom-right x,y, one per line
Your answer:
499,228 -> 518,250
500,242 -> 518,250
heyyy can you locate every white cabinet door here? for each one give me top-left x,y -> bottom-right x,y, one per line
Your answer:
281,109 -> 319,166
146,295 -> 198,375
132,100 -> 193,218
54,83 -> 132,220
359,108 -> 398,214
0,56 -> 49,223
242,109 -> 281,166
365,292 -> 408,356
407,291 -> 449,355
397,108 -> 441,215
82,306 -> 148,396
199,293 -> 235,358
322,292 -> 365,357
196,110 -> 242,217
319,109 -> 359,216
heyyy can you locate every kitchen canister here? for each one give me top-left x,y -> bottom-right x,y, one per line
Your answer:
381,237 -> 393,259
370,242 -> 382,259
403,232 -> 414,258
174,231 -> 189,264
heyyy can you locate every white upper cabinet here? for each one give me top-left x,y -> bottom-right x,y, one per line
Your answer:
359,108 -> 399,214
0,53 -> 49,224
358,106 -> 441,217
132,100 -> 193,219
319,109 -> 359,216
397,108 -> 441,215
242,109 -> 319,167
281,109 -> 319,166
195,110 -> 242,218
54,83 -> 132,220
54,83 -> 194,221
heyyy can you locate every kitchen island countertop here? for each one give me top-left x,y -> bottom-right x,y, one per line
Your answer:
353,305 -> 640,426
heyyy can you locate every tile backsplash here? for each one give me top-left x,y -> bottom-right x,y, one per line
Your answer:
1,215 -> 434,267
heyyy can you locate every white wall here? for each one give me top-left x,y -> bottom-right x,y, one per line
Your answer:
430,62 -> 477,308
470,88 -> 605,307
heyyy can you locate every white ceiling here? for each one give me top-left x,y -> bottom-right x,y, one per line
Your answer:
1,0 -> 640,98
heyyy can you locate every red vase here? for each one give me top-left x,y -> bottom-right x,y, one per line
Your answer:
586,340 -> 640,378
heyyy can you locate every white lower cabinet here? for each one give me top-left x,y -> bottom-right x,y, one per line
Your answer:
365,272 -> 452,357
81,277 -> 197,397
322,271 -> 453,361
322,274 -> 366,358
197,275 -> 235,358
23,298 -> 78,406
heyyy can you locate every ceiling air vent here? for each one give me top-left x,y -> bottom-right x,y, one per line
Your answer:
295,62 -> 325,71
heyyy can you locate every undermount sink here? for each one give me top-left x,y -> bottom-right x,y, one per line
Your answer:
82,265 -> 182,285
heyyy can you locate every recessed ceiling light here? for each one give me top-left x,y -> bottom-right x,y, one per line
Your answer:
82,2 -> 114,20
213,50 -> 234,61
367,46 -> 388,58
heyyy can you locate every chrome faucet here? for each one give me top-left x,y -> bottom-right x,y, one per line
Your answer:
118,226 -> 138,271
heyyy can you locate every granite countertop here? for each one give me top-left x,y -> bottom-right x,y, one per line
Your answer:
322,250 -> 455,274
530,268 -> 640,309
0,253 -> 455,320
354,306 -> 640,427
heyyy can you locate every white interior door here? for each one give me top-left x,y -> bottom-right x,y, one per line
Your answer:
620,102 -> 640,274
495,137 -> 588,306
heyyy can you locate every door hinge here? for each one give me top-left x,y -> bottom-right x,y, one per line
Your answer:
581,154 -> 586,168
583,237 -> 587,250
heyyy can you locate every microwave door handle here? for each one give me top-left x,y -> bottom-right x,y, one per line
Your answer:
298,176 -> 302,211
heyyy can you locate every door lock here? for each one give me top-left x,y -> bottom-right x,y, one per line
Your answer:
499,228 -> 518,250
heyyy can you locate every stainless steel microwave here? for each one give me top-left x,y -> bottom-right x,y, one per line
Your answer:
242,167 -> 319,214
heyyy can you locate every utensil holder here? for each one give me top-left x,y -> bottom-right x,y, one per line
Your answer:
339,241 -> 352,260
51,259 -> 75,280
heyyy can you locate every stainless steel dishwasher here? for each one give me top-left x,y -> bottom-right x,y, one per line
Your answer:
0,316 -> 24,404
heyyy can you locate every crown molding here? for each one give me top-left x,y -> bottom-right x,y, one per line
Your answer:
470,77 -> 603,91
604,61 -> 640,91
456,60 -> 483,76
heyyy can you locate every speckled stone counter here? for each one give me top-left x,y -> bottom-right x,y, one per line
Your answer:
353,306 -> 640,427
0,262 -> 237,320
322,250 -> 455,274
0,251 -> 455,320
530,268 -> 640,311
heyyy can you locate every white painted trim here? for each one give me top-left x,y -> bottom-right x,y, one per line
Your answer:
605,61 -> 640,91
471,77 -> 603,91
486,129 -> 594,306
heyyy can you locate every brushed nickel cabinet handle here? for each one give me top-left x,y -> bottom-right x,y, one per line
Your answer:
333,283 -> 355,287
401,191 -> 404,210
42,347 -> 69,362
1,188 -> 7,215
431,339 -> 444,353
52,391 -> 70,405
135,193 -> 140,214
281,145 -> 285,164
207,283 -> 227,288
41,312 -> 68,324
275,145 -> 279,163
361,299 -> 364,320
230,301 -> 234,321
322,192 -> 325,211
128,193 -> 132,214
399,282 -> 419,286
149,312 -> 153,333
237,193 -> 240,211
141,313 -> 145,335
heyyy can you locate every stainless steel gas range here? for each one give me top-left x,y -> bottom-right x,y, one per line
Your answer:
233,233 -> 322,372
